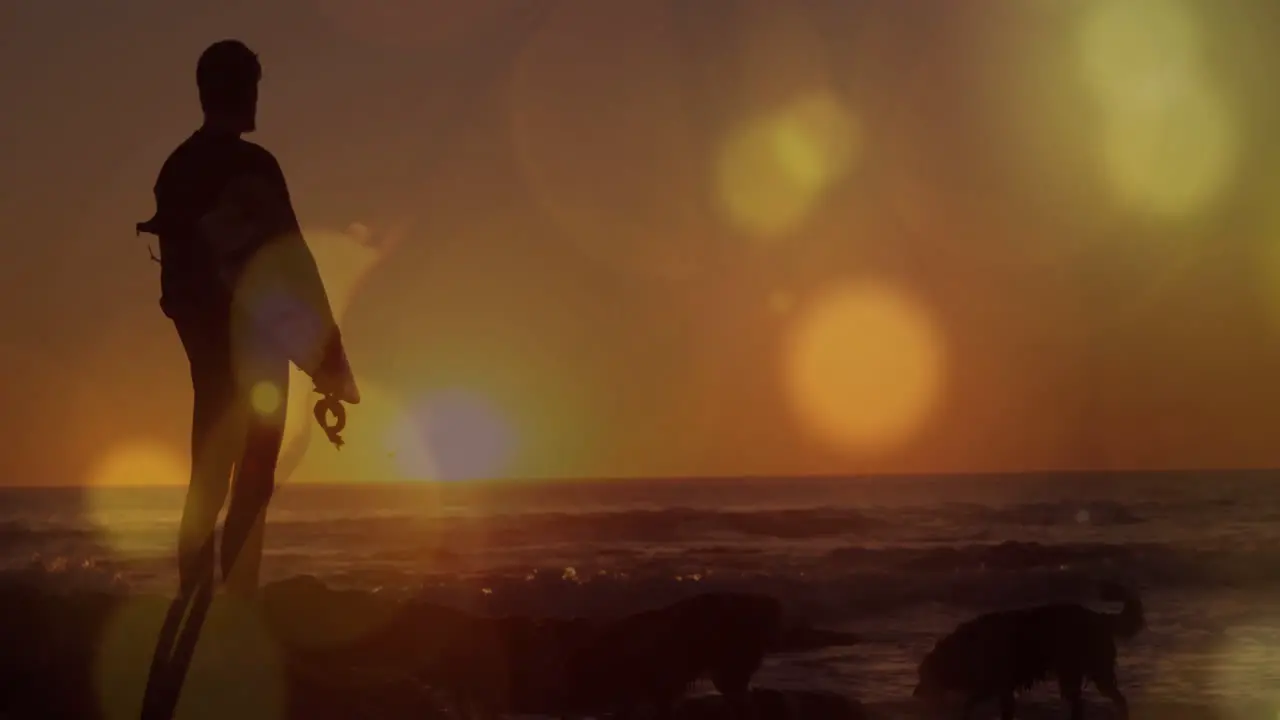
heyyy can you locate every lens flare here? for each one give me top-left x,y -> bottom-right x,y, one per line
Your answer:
229,242 -> 336,397
1254,201 -> 1280,337
716,93 -> 861,240
94,596 -> 286,720
85,440 -> 186,557
1097,83 -> 1236,219
509,0 -> 708,278
262,576 -> 404,653
250,381 -> 282,416
313,0 -> 516,52
390,389 -> 515,482
303,223 -> 400,320
1207,615 -> 1280,713
769,290 -> 796,316
264,223 -> 400,481
1076,0 -> 1238,219
783,281 -> 946,456
1078,0 -> 1203,106
291,378 -> 429,483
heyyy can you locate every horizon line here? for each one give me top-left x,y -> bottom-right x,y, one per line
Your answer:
4,466 -> 1278,490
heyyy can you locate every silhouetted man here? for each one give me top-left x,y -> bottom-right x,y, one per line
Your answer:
143,40 -> 305,598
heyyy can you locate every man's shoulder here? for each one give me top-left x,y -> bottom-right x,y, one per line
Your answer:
156,133 -> 284,191
234,138 -> 283,171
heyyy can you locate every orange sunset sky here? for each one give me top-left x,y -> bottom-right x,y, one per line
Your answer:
4,0 -> 1280,486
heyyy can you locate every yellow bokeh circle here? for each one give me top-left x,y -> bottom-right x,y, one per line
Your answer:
783,281 -> 945,455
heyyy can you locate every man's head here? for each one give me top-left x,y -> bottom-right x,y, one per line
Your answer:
197,40 -> 261,134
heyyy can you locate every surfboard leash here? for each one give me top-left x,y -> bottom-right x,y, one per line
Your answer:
313,393 -> 347,449
136,220 -> 163,264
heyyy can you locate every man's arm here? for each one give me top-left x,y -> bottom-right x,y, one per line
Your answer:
202,149 -> 303,267
254,151 -> 303,241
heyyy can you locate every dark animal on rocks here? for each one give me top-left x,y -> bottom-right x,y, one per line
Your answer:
913,582 -> 1144,720
555,592 -> 786,719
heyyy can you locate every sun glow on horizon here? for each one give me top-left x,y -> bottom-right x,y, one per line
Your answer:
84,439 -> 187,557
87,439 -> 186,488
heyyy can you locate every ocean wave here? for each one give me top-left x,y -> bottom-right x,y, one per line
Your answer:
270,507 -> 893,546
269,501 -> 1153,541
9,539 -> 1280,629
0,499 -> 1162,548
948,500 -> 1147,527
5,493 -> 1279,624
0,519 -> 97,544
824,540 -> 1158,572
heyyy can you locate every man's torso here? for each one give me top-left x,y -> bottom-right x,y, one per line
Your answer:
151,130 -> 290,318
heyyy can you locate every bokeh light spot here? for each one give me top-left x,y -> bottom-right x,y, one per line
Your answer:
1076,0 -> 1237,219
769,290 -> 796,316
313,0 -> 515,53
385,411 -> 441,481
95,596 -> 285,720
231,238 -> 346,392
1256,204 -> 1280,336
303,223 -> 402,320
1098,84 -> 1236,218
257,223 -> 400,479
1078,0 -> 1203,106
250,381 -> 282,416
1209,617 -> 1280,712
509,0 -> 707,278
391,389 -> 515,482
292,377 -> 429,483
716,93 -> 861,240
783,281 -> 945,455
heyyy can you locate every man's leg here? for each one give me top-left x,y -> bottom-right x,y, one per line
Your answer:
221,342 -> 289,597
173,310 -> 243,598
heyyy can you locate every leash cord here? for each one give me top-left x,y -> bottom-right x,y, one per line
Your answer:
313,393 -> 347,449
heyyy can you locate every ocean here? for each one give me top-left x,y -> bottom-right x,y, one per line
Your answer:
3,472 -> 1280,717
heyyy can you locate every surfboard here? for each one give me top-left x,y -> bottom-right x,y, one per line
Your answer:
138,174 -> 359,446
